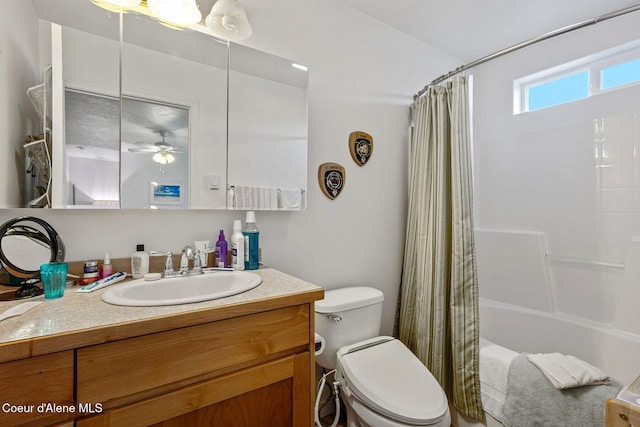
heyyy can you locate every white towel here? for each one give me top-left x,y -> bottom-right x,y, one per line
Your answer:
264,187 -> 278,210
232,186 -> 278,210
527,352 -> 609,389
278,188 -> 302,210
479,338 -> 519,422
232,185 -> 249,209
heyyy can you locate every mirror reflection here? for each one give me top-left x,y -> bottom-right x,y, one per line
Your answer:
4,0 -> 308,210
65,92 -> 190,208
121,9 -> 228,209
64,90 -> 119,207
122,99 -> 190,209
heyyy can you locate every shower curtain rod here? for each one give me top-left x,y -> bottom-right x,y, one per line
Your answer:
414,2 -> 640,99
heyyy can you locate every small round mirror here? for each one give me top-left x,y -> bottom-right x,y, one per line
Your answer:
0,216 -> 65,300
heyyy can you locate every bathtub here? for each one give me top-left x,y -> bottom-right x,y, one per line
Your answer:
451,298 -> 640,427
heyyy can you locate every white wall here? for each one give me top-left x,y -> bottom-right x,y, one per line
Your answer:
121,151 -> 189,209
472,12 -> 640,338
62,26 -> 119,95
67,157 -> 119,204
1,0 -> 41,207
1,0 -> 458,335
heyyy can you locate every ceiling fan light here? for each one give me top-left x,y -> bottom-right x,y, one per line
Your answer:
147,0 -> 202,27
153,152 -> 176,164
205,0 -> 252,41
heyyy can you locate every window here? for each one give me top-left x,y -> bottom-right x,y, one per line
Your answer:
514,41 -> 640,114
601,58 -> 640,89
527,71 -> 589,111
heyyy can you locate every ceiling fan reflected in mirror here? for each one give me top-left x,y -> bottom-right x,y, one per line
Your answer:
128,131 -> 180,165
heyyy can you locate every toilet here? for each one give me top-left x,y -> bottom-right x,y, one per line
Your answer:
315,287 -> 451,427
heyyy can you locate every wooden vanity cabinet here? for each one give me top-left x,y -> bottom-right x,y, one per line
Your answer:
0,268 -> 322,427
75,304 -> 315,427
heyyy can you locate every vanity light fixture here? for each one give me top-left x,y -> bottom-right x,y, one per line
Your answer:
94,0 -> 201,28
205,0 -> 253,41
153,151 -> 176,164
92,0 -> 141,12
147,0 -> 202,27
292,63 -> 308,71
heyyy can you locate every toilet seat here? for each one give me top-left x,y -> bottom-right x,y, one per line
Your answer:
337,336 -> 449,426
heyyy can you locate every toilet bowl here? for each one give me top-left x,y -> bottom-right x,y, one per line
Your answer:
315,287 -> 451,427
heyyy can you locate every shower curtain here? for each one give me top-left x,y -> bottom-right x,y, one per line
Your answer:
398,75 -> 483,419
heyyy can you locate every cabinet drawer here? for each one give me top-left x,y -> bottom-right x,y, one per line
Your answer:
0,350 -> 74,426
77,305 -> 309,405
77,353 -> 310,427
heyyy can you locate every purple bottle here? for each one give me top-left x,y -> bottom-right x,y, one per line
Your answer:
215,230 -> 228,268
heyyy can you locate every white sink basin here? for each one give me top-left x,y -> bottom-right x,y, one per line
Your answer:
101,271 -> 262,306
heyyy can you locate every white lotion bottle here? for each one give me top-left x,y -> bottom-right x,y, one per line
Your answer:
231,220 -> 245,270
131,244 -> 149,279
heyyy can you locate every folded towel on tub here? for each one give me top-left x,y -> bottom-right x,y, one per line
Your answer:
527,352 -> 609,389
479,338 -> 518,422
503,353 -> 622,427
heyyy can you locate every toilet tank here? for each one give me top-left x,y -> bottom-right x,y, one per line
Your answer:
315,287 -> 384,369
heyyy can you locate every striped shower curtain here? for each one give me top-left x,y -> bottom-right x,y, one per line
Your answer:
398,75 -> 483,419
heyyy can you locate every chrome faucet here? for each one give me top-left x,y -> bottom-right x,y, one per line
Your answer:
179,245 -> 203,276
150,247 -> 205,278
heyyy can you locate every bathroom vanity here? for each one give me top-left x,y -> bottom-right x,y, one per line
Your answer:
0,268 -> 323,426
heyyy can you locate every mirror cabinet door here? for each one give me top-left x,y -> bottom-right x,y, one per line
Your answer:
121,11 -> 228,209
227,44 -> 308,211
61,21 -> 121,208
28,0 -> 121,209
6,0 -> 308,211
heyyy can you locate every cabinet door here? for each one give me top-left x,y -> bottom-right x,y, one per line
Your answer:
0,351 -> 74,427
76,352 -> 310,427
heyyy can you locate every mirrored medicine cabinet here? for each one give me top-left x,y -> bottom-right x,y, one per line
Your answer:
5,0 -> 308,210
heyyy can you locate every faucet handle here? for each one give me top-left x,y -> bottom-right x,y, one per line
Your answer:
164,253 -> 174,275
192,249 -> 203,272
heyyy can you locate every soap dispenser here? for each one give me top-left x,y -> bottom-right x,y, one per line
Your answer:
215,230 -> 228,268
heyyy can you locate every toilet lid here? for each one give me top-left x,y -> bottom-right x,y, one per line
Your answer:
337,337 -> 448,425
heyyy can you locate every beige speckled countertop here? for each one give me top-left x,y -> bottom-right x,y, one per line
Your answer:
0,267 -> 323,364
